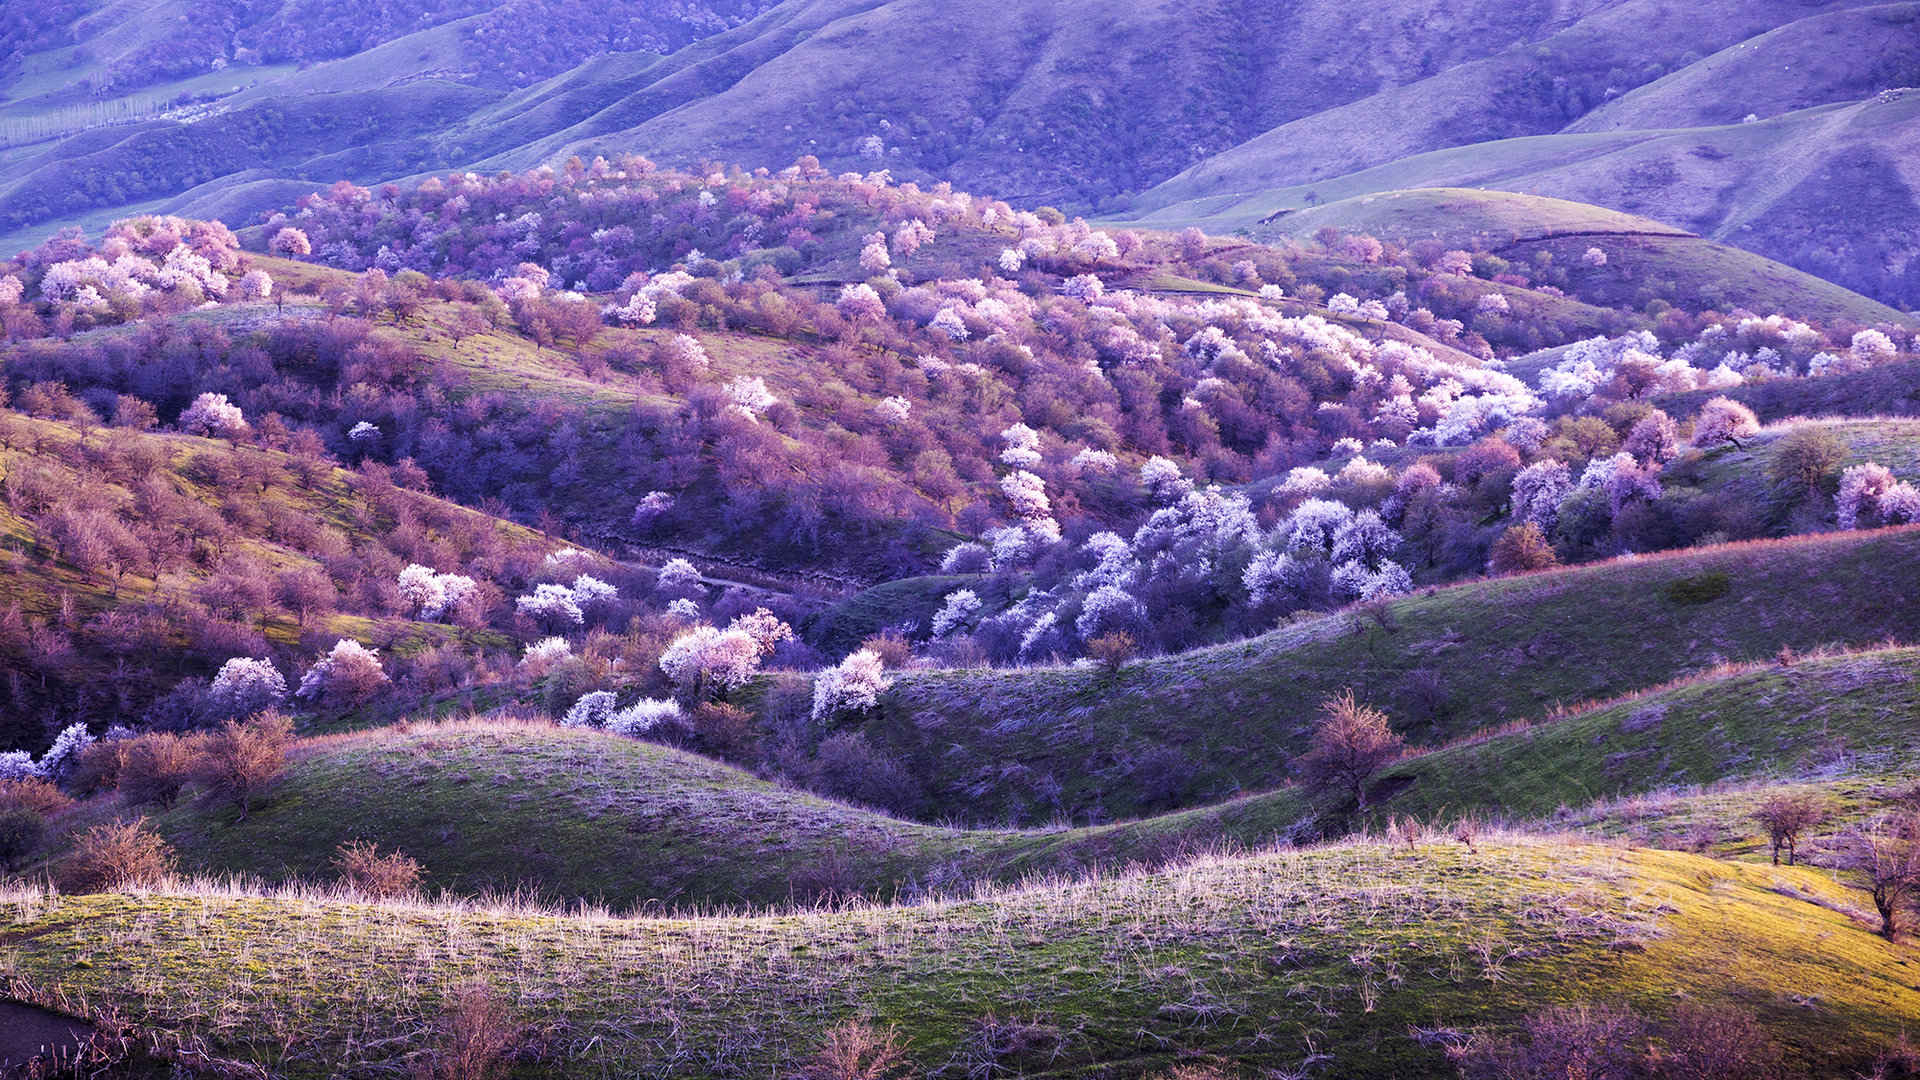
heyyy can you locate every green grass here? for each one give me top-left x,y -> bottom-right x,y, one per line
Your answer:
5,837 -> 1914,1078
851,527 -> 1920,823
85,643 -> 1920,917
1659,418 -> 1920,533
807,573 -> 1006,656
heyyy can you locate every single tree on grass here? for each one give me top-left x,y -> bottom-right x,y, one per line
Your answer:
1837,812 -> 1920,938
1296,689 -> 1404,810
1752,791 -> 1828,866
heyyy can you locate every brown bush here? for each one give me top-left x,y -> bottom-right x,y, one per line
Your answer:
61,819 -> 176,893
1450,1003 -> 1649,1080
333,840 -> 425,899
1487,523 -> 1557,575
1658,1003 -> 1784,1080
857,630 -> 914,669
1085,631 -> 1136,674
116,733 -> 202,809
803,1020 -> 910,1080
691,701 -> 760,761
0,777 -> 74,817
192,710 -> 293,819
415,982 -> 518,1080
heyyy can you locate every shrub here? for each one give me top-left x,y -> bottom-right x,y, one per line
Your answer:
1660,1003 -> 1784,1080
418,982 -> 518,1080
116,733 -> 200,808
192,710 -> 293,819
1486,523 -> 1557,575
333,840 -> 424,899
1450,1002 -> 1650,1080
811,732 -> 921,815
691,702 -> 759,760
1085,631 -> 1137,674
0,809 -> 46,863
803,1020 -> 909,1080
1295,689 -> 1404,810
1766,426 -> 1847,500
857,630 -> 913,669
0,777 -> 74,816
62,819 -> 176,893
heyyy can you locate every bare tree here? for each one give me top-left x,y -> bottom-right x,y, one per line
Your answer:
1836,812 -> 1920,938
1296,689 -> 1404,810
1752,791 -> 1828,866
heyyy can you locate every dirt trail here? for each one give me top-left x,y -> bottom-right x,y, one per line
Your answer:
0,1001 -> 93,1067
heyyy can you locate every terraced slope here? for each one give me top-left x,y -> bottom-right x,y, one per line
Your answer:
8,838 -> 1915,1078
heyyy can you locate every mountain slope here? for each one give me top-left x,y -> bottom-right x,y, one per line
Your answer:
1133,92 -> 1920,311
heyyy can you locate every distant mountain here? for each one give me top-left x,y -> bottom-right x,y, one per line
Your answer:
1129,92 -> 1920,311
2,0 -> 1916,309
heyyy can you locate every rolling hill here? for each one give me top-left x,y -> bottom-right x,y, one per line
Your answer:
64,644 -> 1920,913
840,526 -> 1920,822
1129,187 -> 1910,327
8,0 -> 1918,322
5,836 -> 1914,1077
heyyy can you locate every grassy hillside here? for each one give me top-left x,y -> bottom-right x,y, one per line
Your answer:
7,838 -> 1915,1077
0,409 -> 544,739
849,527 -> 1920,822
1658,418 -> 1920,531
1569,3 -> 1920,133
84,644 -> 1920,913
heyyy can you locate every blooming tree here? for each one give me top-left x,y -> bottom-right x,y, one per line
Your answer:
1689,396 -> 1760,448
606,699 -> 685,738
296,639 -> 388,704
932,589 -> 984,636
179,392 -> 249,438
811,649 -> 889,721
208,657 -> 287,719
